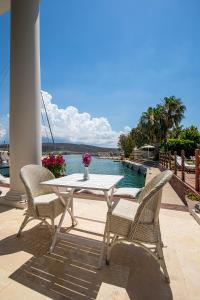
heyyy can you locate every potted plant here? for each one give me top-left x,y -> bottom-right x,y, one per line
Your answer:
185,191 -> 200,214
42,154 -> 66,178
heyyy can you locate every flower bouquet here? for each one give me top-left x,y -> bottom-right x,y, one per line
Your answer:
82,153 -> 92,180
42,154 -> 66,178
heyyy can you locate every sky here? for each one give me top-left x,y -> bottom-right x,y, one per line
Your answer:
0,0 -> 200,147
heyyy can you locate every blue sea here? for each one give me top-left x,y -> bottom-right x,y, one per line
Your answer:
64,154 -> 145,188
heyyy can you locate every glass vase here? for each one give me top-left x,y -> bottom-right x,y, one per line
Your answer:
83,166 -> 89,180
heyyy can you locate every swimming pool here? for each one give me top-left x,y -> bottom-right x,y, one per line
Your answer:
64,155 -> 145,188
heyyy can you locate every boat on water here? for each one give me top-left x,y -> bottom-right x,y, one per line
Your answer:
0,151 -> 9,177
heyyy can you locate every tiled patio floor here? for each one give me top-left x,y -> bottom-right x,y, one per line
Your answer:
0,168 -> 200,300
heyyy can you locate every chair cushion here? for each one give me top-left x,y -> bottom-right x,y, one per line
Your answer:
76,189 -> 114,197
34,192 -> 70,219
113,187 -> 141,199
57,187 -> 72,192
58,191 -> 72,199
112,199 -> 139,220
109,199 -> 139,236
185,163 -> 195,169
76,188 -> 141,199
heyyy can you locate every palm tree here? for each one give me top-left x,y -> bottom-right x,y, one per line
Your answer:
139,107 -> 154,143
137,96 -> 185,159
168,125 -> 184,139
118,95 -> 186,160
138,106 -> 163,145
130,127 -> 148,148
160,96 -> 186,141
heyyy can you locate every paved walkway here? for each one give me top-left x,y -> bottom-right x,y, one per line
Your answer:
0,168 -> 200,300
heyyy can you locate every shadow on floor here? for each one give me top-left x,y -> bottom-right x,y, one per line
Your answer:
0,203 -> 14,214
0,225 -> 173,300
111,243 -> 173,300
160,203 -> 187,212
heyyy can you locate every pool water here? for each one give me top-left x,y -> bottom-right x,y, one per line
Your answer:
0,166 -> 9,177
64,155 -> 145,188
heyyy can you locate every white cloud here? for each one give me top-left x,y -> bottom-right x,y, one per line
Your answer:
41,91 -> 130,147
0,118 -> 7,141
123,126 -> 131,133
0,125 -> 6,139
0,92 -> 130,147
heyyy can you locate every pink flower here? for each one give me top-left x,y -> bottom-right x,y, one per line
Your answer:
82,153 -> 92,167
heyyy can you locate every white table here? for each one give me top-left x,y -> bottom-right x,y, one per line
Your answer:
41,173 -> 123,266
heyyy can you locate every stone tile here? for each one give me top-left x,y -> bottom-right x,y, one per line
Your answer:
0,280 -> 51,300
96,283 -> 130,300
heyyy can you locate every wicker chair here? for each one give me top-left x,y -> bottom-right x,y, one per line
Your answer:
102,170 -> 173,282
17,164 -> 71,237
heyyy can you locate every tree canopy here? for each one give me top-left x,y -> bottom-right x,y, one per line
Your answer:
117,96 -> 197,158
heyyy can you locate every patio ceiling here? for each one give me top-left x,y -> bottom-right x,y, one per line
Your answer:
0,0 -> 10,15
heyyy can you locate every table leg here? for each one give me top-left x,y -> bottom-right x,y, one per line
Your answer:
56,188 -> 77,226
49,188 -> 76,253
98,187 -> 115,268
49,204 -> 69,253
109,187 -> 115,207
70,193 -> 77,226
104,187 -> 115,210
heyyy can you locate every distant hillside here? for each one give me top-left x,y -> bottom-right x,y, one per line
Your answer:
0,143 -> 118,155
42,143 -> 118,154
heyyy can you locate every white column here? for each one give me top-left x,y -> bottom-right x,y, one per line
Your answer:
3,0 -> 41,207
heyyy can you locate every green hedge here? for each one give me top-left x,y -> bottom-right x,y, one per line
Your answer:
164,139 -> 196,157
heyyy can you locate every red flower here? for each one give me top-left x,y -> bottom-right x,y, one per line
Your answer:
42,154 -> 66,177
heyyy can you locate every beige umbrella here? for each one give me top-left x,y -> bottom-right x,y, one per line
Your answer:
141,145 -> 155,158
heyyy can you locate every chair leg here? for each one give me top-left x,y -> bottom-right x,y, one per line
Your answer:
106,231 -> 111,265
42,218 -> 53,234
69,197 -> 77,227
17,215 -> 29,238
51,218 -> 55,234
98,222 -> 109,268
156,243 -> 170,283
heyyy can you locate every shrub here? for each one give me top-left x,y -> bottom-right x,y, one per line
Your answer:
186,192 -> 200,202
164,139 -> 196,157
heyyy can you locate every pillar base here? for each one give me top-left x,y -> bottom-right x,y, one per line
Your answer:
0,189 -> 27,209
